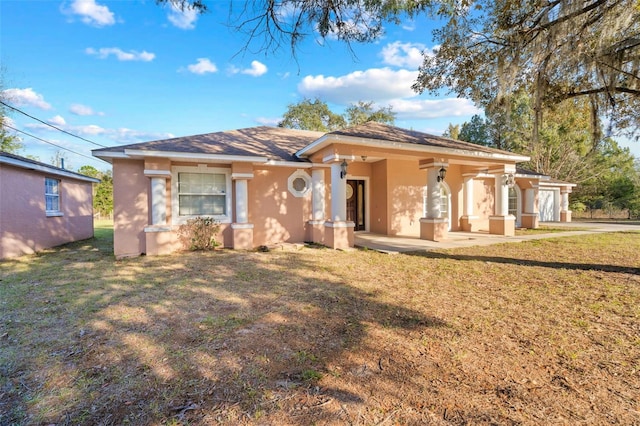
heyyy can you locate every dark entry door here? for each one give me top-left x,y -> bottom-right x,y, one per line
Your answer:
346,180 -> 366,231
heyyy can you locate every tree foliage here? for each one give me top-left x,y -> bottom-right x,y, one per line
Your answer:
0,116 -> 23,154
278,98 -> 394,131
414,0 -> 640,142
344,101 -> 395,127
78,166 -> 113,217
278,98 -> 346,131
442,123 -> 460,140
1,85 -> 24,154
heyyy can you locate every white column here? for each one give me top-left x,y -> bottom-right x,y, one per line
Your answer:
150,177 -> 167,225
463,177 -> 474,216
524,188 -> 535,214
235,179 -> 248,224
426,167 -> 442,219
561,190 -> 570,212
495,174 -> 508,216
330,162 -> 347,222
311,169 -> 325,221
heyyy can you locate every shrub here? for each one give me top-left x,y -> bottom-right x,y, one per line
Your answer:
177,217 -> 220,251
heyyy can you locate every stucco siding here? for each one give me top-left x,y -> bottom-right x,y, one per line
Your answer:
370,160 -> 388,235
0,164 -> 94,259
250,167 -> 312,246
474,177 -> 495,231
386,159 -> 425,236
113,159 -> 148,257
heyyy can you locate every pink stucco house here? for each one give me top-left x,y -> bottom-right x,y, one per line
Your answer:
0,152 -> 100,259
92,122 -> 574,258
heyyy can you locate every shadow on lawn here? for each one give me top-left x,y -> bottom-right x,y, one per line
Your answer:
406,250 -> 640,275
1,228 -> 449,425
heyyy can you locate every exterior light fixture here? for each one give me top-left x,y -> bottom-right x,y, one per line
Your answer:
437,167 -> 447,182
340,160 -> 348,179
505,173 -> 516,188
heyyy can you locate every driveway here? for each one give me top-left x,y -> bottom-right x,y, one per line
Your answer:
354,221 -> 640,253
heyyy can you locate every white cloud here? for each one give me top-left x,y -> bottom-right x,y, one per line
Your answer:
296,66 -> 481,121
388,98 -> 482,120
230,61 -> 268,77
85,47 -> 155,62
48,115 -> 67,126
2,88 -> 52,110
402,22 -> 416,31
25,120 -> 174,144
167,3 -> 198,29
243,61 -> 268,77
64,0 -> 116,27
380,41 -> 431,69
255,117 -> 281,126
69,103 -> 103,116
298,68 -> 418,104
187,58 -> 218,75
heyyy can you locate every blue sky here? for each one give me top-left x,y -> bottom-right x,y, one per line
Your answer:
1,0 -> 637,171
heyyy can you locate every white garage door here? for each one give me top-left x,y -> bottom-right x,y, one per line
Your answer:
539,189 -> 559,222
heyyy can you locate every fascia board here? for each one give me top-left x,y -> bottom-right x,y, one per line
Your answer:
123,149 -> 269,164
539,181 -> 577,187
264,160 -> 313,168
297,134 -> 530,163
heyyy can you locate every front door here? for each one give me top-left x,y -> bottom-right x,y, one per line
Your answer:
346,180 -> 366,231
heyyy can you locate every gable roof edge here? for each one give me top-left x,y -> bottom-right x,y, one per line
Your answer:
1,152 -> 100,183
297,134 -> 530,163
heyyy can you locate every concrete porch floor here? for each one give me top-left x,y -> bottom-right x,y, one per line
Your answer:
354,221 -> 640,254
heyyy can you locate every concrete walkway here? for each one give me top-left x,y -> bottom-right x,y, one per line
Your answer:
354,221 -> 640,254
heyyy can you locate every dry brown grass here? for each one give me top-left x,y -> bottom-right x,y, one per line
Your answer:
1,223 -> 639,425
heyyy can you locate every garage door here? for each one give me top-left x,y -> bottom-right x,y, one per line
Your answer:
539,189 -> 559,222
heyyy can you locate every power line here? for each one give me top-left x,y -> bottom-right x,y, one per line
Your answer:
4,124 -> 107,164
0,100 -> 109,148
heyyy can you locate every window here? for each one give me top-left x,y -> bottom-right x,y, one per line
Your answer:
287,170 -> 311,198
508,187 -> 518,216
45,178 -> 61,215
178,172 -> 226,216
172,166 -> 232,224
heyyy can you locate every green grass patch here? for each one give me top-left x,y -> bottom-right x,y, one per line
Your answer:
1,223 -> 639,424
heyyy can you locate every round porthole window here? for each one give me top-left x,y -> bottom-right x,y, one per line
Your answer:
287,170 -> 312,197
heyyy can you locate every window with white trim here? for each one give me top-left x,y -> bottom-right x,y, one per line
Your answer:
45,178 -> 61,215
172,166 -> 232,223
287,170 -> 311,197
508,186 -> 518,216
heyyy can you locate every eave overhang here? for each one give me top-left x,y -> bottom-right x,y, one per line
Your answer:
296,134 -> 530,163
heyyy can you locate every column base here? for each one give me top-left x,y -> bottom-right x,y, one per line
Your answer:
307,220 -> 325,244
521,213 -> 539,229
144,225 -> 176,255
231,223 -> 254,250
489,215 -> 516,236
324,221 -> 355,250
560,210 -> 572,222
460,215 -> 478,232
420,218 -> 448,241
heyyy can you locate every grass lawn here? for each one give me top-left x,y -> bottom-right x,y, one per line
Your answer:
1,223 -> 639,425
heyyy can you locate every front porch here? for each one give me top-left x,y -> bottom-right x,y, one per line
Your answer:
353,227 -> 584,253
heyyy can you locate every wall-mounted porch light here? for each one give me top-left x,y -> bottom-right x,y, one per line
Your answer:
340,160 -> 348,179
437,166 -> 447,182
505,173 -> 516,188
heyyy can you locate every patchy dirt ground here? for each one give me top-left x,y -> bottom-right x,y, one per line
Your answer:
1,226 -> 639,425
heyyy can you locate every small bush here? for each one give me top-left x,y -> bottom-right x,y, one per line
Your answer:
177,217 -> 220,251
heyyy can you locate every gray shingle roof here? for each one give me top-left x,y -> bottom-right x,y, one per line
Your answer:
93,126 -> 325,162
327,122 -> 517,156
